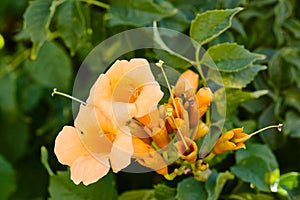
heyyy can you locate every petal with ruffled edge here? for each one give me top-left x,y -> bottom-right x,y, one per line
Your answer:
109,126 -> 133,172
54,126 -> 88,166
70,155 -> 110,185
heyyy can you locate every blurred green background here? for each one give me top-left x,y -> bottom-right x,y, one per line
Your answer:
0,0 -> 300,199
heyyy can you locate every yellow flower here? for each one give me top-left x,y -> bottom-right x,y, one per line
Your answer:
212,128 -> 250,154
196,87 -> 213,118
175,69 -> 199,95
132,136 -> 168,175
174,137 -> 198,163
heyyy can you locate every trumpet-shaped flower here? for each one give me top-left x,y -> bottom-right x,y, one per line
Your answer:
55,104 -> 133,185
132,136 -> 168,175
54,58 -> 163,185
89,59 -> 164,131
212,128 -> 250,154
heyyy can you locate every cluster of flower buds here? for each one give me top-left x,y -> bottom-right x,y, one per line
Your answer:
126,66 -> 214,181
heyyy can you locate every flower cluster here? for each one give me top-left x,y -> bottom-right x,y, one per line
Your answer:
54,58 -> 281,185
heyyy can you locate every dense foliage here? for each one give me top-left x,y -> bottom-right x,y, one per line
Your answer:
0,0 -> 300,199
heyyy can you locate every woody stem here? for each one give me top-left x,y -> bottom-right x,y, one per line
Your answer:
51,88 -> 87,106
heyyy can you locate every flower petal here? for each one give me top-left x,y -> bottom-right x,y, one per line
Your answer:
70,156 -> 110,185
134,83 -> 163,118
54,126 -> 88,166
176,70 -> 199,92
74,104 -> 101,136
109,126 -> 133,172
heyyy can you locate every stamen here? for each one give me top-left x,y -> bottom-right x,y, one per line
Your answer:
51,88 -> 87,106
157,61 -> 189,150
166,108 -> 189,150
156,60 -> 180,118
248,123 -> 283,138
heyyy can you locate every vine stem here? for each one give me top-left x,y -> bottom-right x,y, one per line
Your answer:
79,0 -> 110,9
195,45 -> 207,87
0,49 -> 30,78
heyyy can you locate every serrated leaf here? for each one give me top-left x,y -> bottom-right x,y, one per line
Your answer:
56,0 -> 87,55
190,8 -> 243,45
49,171 -> 118,200
205,170 -> 234,200
108,0 -> 177,26
202,43 -> 265,72
154,184 -> 176,200
23,0 -> 52,59
208,64 -> 266,88
118,189 -> 154,200
176,177 -> 207,200
25,41 -> 72,90
0,155 -> 16,200
231,156 -> 271,192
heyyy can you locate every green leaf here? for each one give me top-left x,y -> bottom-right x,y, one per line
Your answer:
158,9 -> 190,32
269,50 -> 295,89
235,143 -> 278,171
202,43 -> 265,72
0,70 -> 17,112
190,8 -> 243,45
0,113 -> 29,162
273,0 -> 293,45
284,18 -> 300,39
0,155 -> 16,200
205,170 -> 234,200
108,0 -> 177,26
213,88 -> 268,116
153,20 -> 194,66
23,0 -> 52,59
278,172 -> 300,199
154,184 -> 176,200
56,0 -> 88,55
258,103 -> 286,149
118,189 -> 154,200
231,156 -> 271,192
283,88 -> 300,114
49,171 -> 118,200
25,41 -> 72,90
208,64 -> 267,88
284,111 -> 300,138
176,177 -> 207,200
16,75 -> 43,113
